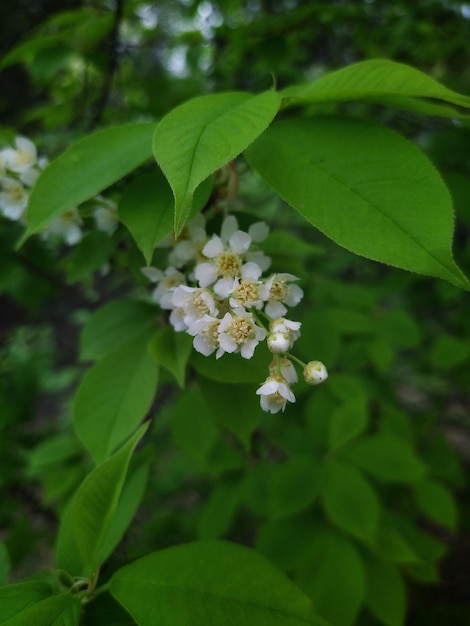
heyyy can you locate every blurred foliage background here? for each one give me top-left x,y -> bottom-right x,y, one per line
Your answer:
1,1 -> 470,624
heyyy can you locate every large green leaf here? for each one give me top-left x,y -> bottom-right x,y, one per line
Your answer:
80,299 -> 157,362
69,424 -> 148,573
170,387 -> 218,467
0,581 -> 53,623
266,456 -> 322,519
99,459 -> 150,564
1,593 -> 81,626
245,117 -> 469,290
414,479 -> 458,530
74,331 -> 158,462
298,531 -> 364,626
344,434 -> 426,484
153,90 -> 281,235
320,461 -> 380,542
119,170 -> 212,264
364,557 -> 406,626
197,375 -> 262,448
281,59 -> 470,113
21,123 -> 155,242
110,540 -> 327,626
149,326 -> 193,388
328,397 -> 368,450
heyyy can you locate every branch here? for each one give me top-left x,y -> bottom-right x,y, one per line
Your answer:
89,0 -> 124,128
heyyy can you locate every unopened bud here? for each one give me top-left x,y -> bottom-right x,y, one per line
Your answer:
303,360 -> 328,385
267,331 -> 291,354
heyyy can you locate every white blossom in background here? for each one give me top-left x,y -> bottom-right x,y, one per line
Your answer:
0,135 -> 118,248
93,197 -> 119,234
42,209 -> 83,245
142,212 -> 328,413
0,176 -> 29,220
2,136 -> 38,174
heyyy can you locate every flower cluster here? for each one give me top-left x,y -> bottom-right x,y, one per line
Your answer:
143,214 -> 328,413
0,136 -> 118,244
0,136 -> 47,222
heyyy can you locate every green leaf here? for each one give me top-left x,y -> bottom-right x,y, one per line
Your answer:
256,515 -> 323,572
245,117 -> 469,290
374,523 -> 421,565
378,309 -> 422,348
197,375 -> 262,448
0,581 -> 53,623
197,481 -> 241,540
298,310 -> 341,368
149,327 -> 192,388
21,123 -> 155,242
414,479 -> 458,530
56,502 -> 85,576
70,424 -> 148,573
74,331 -> 158,462
328,397 -> 368,450
170,387 -> 218,466
320,461 -> 380,542
329,309 -> 376,335
99,460 -> 150,563
344,434 -> 426,484
64,231 -> 114,284
1,593 -> 81,626
153,90 -> 281,235
298,530 -> 364,626
364,557 -> 406,626
80,592 -> 136,626
0,34 -> 63,69
110,540 -> 326,626
281,59 -> 470,111
429,334 -> 470,369
267,456 -> 322,519
0,541 -> 10,586
80,299 -> 157,362
119,170 -> 213,264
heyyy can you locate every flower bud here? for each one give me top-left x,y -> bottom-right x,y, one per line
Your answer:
303,360 -> 328,385
267,331 -> 291,354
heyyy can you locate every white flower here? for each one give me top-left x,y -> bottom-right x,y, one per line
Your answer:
0,176 -> 28,220
264,273 -> 303,318
269,357 -> 298,384
187,314 -> 221,356
142,266 -> 185,309
93,197 -> 119,234
267,331 -> 292,354
256,375 -> 296,413
214,261 -> 268,310
248,221 -> 269,242
19,166 -> 41,187
217,307 -> 266,359
195,216 -> 270,287
169,307 -> 188,332
172,285 -> 218,326
2,137 -> 37,174
303,360 -> 328,385
169,214 -> 207,267
267,317 -> 301,353
42,209 -> 83,245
